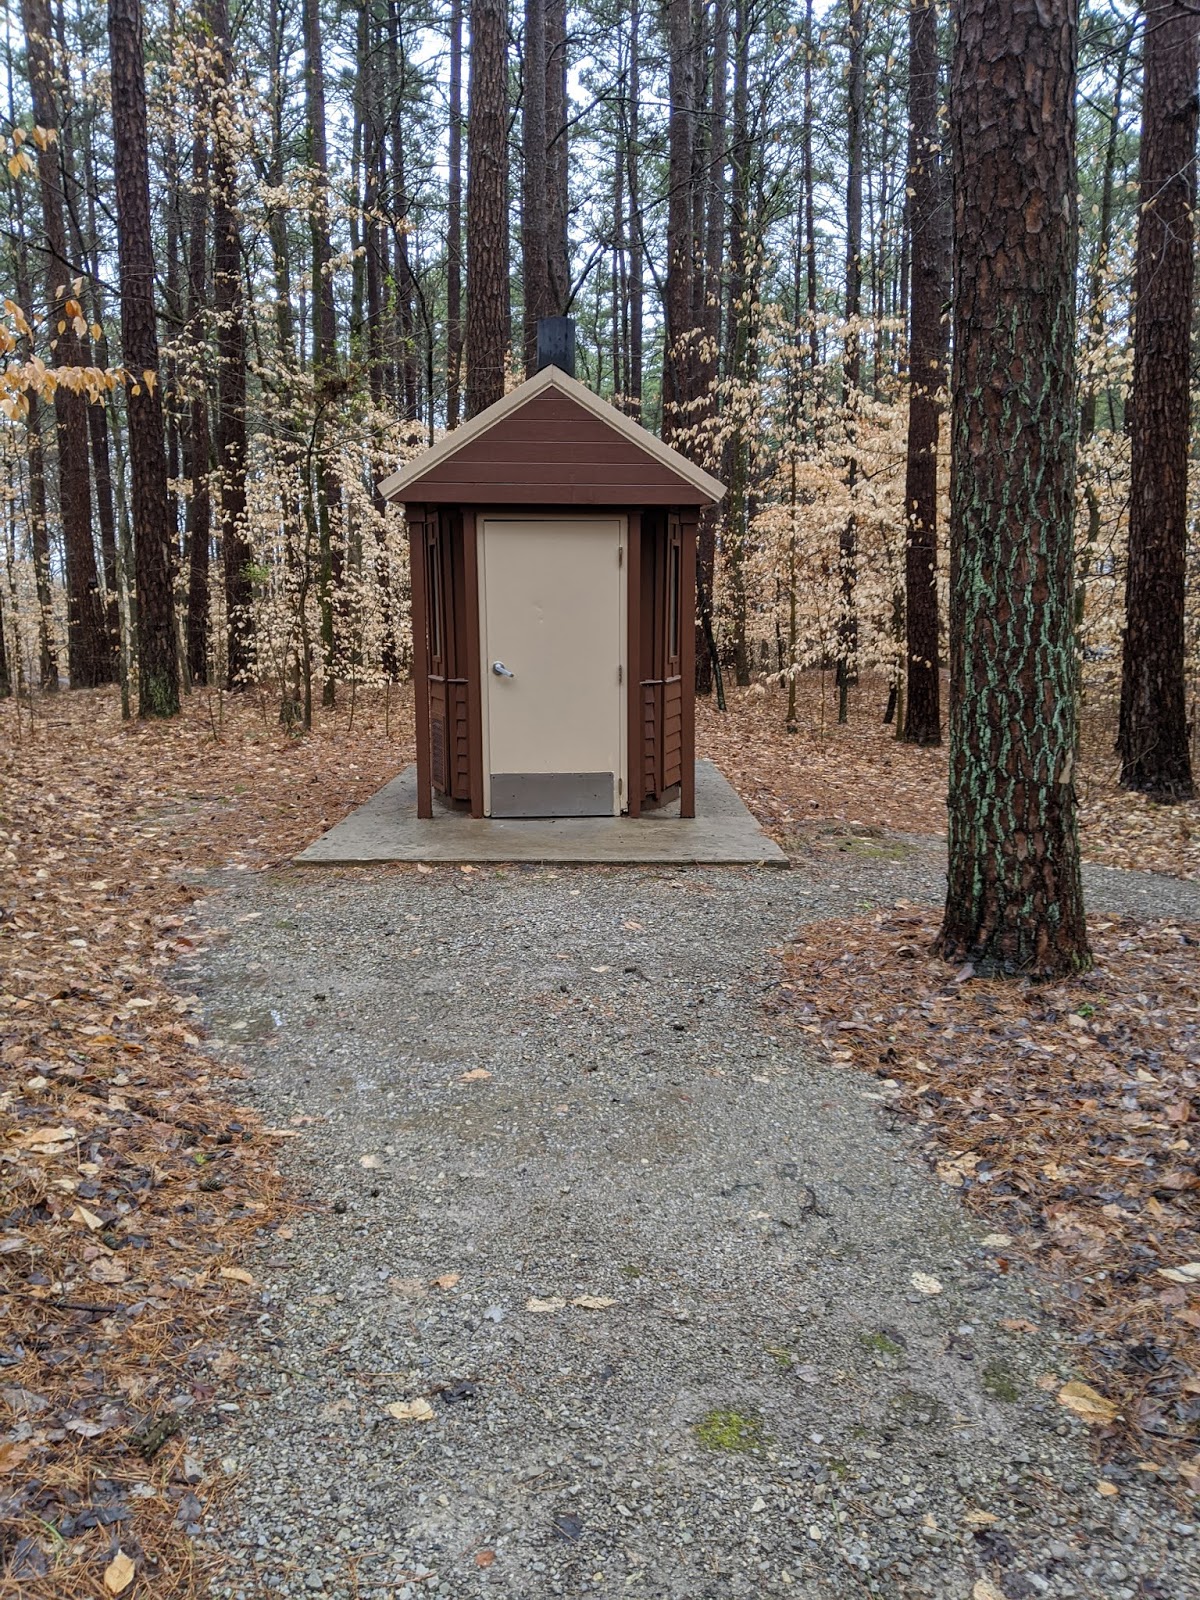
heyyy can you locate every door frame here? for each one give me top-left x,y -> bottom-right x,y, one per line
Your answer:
477,512 -> 628,817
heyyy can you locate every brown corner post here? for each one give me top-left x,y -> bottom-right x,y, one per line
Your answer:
679,510 -> 698,818
626,511 -> 642,818
461,510 -> 485,817
408,508 -> 433,819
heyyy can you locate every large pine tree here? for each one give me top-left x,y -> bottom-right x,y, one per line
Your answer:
107,0 -> 179,717
938,0 -> 1089,977
1117,0 -> 1199,803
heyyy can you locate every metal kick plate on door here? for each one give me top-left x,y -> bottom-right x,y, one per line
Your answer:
489,773 -> 614,818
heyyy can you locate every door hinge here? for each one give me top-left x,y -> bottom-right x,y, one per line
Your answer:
618,664 -> 623,684
618,546 -> 624,567
618,777 -> 624,795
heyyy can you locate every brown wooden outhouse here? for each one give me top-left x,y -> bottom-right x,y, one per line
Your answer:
379,361 -> 724,822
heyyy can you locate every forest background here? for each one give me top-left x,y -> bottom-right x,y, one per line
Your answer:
0,0 -> 1191,749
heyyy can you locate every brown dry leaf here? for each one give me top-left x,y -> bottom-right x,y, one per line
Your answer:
13,1124 -> 75,1148
1000,1318 -> 1039,1335
0,1440 -> 32,1474
910,1272 -> 942,1296
71,1203 -> 103,1231
430,1273 -> 461,1290
570,1295 -> 616,1310
104,1550 -> 136,1595
475,1549 -> 496,1568
88,1254 -> 128,1285
526,1296 -> 567,1312
1057,1380 -> 1118,1425
962,1508 -> 999,1528
389,1277 -> 428,1299
458,1068 -> 492,1083
360,1154 -> 383,1169
386,1398 -> 435,1423
218,1266 -> 255,1286
1097,1480 -> 1120,1497
1156,1262 -> 1200,1286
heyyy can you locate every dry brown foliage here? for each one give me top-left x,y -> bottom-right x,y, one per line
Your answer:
698,675 -> 1200,880
1,686 -> 412,1596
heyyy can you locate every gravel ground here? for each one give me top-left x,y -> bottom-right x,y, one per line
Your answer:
183,839 -> 1200,1600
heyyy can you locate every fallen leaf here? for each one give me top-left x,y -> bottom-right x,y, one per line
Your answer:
458,1068 -> 492,1083
910,1272 -> 942,1296
88,1255 -> 128,1285
386,1398 -> 434,1422
475,1550 -> 496,1568
570,1295 -> 616,1310
526,1296 -> 567,1312
218,1267 -> 255,1286
1000,1318 -> 1038,1335
360,1154 -> 382,1169
981,1233 -> 1014,1248
431,1273 -> 461,1290
71,1204 -> 103,1231
1057,1380 -> 1118,1425
963,1508 -> 999,1527
14,1124 -> 75,1148
104,1551 -> 136,1595
1097,1480 -> 1119,1497
1156,1262 -> 1200,1285
0,1440 -> 32,1473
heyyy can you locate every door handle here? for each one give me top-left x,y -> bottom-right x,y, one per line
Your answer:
492,660 -> 514,677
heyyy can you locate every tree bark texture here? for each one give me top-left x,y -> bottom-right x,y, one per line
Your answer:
209,0 -> 253,687
522,0 -> 550,373
545,0 -> 569,313
901,0 -> 949,746
108,0 -> 180,716
1117,0 -> 1198,802
447,0 -> 464,425
466,0 -> 511,415
662,0 -> 696,443
21,0 -> 111,687
938,0 -> 1089,977
837,0 -> 865,723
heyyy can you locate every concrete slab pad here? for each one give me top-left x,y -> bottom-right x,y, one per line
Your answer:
295,760 -> 787,866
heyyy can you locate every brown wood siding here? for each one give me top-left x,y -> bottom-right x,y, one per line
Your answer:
401,392 -> 699,505
663,677 -> 683,789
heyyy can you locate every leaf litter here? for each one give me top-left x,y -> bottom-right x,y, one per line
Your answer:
0,686 -> 411,1595
772,905 -> 1200,1475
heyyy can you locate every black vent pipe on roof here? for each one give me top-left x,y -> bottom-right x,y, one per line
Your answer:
535,316 -> 576,378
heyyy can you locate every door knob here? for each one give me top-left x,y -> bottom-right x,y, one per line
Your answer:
492,660 -> 514,677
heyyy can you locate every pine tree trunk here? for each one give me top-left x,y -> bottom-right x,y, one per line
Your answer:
627,0 -> 643,414
723,0 -> 751,689
836,0 -> 864,724
938,0 -> 1089,977
184,61 -> 211,686
522,0 -> 550,372
108,0 -> 180,716
21,0 -> 111,688
1117,0 -> 1198,803
9,159 -> 58,689
900,0 -> 948,747
208,0 -> 253,689
303,0 -> 342,701
662,0 -> 696,443
545,0 -> 569,313
447,0 -> 464,426
466,0 -> 511,415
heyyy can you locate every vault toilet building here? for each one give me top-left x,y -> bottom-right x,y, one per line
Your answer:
379,321 -> 725,821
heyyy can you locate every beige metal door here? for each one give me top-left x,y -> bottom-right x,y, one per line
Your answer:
479,516 -> 626,817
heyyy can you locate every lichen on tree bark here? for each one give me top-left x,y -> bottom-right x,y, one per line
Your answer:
937,0 -> 1090,978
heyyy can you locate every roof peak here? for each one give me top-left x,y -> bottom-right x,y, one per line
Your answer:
379,366 -> 725,506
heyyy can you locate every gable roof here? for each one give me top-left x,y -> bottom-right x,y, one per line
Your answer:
378,364 -> 725,507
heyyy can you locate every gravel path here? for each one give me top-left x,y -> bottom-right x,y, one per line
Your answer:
186,842 -> 1200,1600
